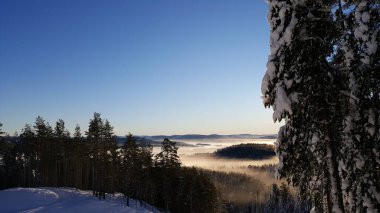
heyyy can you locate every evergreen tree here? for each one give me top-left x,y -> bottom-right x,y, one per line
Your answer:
73,124 -> 85,189
154,138 -> 181,211
86,112 -> 104,198
339,1 -> 380,212
121,133 -> 140,206
33,116 -> 54,186
0,123 -> 18,189
154,138 -> 181,169
262,0 -> 379,212
0,123 -> 4,136
85,113 -> 117,199
138,142 -> 153,204
54,119 -> 71,187
102,119 -> 118,196
0,115 -> 223,212
19,124 -> 36,187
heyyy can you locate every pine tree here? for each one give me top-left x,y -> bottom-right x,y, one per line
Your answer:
121,133 -> 140,206
86,112 -> 104,198
54,119 -> 71,187
1,114 -> 225,212
138,141 -> 153,203
73,124 -> 84,189
33,116 -> 54,186
85,113 -> 117,199
19,124 -> 36,187
0,123 -> 18,189
154,138 -> 181,169
154,138 -> 181,211
102,119 -> 118,196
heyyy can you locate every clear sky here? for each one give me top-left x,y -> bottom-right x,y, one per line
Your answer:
0,0 -> 281,136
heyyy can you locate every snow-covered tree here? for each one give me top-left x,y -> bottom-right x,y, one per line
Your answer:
262,0 -> 379,212
339,1 -> 380,212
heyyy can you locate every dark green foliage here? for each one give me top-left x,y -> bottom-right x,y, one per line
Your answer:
121,133 -> 153,205
150,166 -> 219,213
176,167 -> 219,213
154,138 -> 181,169
263,0 -> 380,211
148,138 -> 220,212
214,143 -> 275,159
0,117 -> 219,212
0,138 -> 18,189
86,113 -> 118,199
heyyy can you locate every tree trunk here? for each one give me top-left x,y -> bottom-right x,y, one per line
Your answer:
326,136 -> 345,213
325,178 -> 333,213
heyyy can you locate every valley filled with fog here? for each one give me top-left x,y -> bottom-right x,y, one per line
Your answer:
165,138 -> 281,208
153,138 -> 278,178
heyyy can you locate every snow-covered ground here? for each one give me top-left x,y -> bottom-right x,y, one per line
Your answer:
0,187 -> 160,213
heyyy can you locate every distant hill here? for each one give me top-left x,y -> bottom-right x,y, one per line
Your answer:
3,134 -> 276,147
213,143 -> 275,160
257,135 -> 277,139
145,134 -> 277,141
116,136 -> 194,147
1,136 -> 194,147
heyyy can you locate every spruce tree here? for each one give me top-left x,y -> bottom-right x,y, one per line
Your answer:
263,0 -> 380,211
339,1 -> 380,211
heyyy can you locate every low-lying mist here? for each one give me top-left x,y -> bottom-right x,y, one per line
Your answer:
153,138 -> 275,155
181,155 -> 277,174
155,138 -> 281,208
153,138 -> 279,188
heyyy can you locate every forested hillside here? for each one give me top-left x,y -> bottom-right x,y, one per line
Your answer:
0,113 -> 218,213
214,143 -> 275,159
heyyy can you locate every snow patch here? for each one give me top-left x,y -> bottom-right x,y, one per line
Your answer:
0,187 -> 159,213
273,85 -> 292,121
0,188 -> 59,213
361,11 -> 370,23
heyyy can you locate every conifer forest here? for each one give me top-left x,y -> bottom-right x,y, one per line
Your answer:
0,114 -> 218,212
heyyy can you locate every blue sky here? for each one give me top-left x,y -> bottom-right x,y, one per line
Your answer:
0,0 -> 281,135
